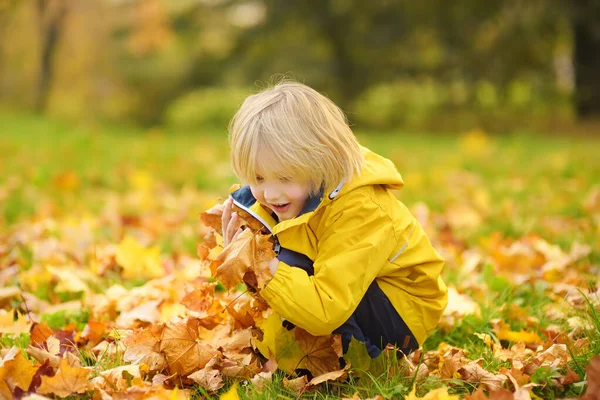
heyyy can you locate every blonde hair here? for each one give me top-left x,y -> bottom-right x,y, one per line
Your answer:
228,80 -> 364,196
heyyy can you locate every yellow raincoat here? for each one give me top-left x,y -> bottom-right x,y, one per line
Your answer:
231,147 -> 447,346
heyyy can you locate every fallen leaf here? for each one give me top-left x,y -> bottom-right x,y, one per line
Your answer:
0,309 -> 31,334
282,375 -> 308,393
582,355 -> 600,400
0,346 -> 39,394
405,385 -> 460,399
38,357 -> 91,397
213,230 -> 274,290
116,236 -> 165,280
219,383 -> 240,400
159,318 -> 218,376
295,328 -> 342,376
459,359 -> 507,391
187,368 -> 224,392
200,203 -> 224,232
307,364 -> 350,386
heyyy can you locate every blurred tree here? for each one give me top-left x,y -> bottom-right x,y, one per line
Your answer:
34,0 -> 70,111
572,0 -> 600,119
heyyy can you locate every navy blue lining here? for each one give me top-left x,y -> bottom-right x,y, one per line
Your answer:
230,185 -> 324,220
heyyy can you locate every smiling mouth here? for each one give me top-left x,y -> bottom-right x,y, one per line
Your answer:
270,203 -> 290,212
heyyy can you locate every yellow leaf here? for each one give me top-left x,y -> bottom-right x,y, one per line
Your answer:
496,325 -> 542,344
254,313 -> 305,374
38,357 -> 91,397
405,386 -> 460,400
0,346 -> 39,393
219,383 -> 240,400
116,236 -> 165,280
0,309 -> 31,334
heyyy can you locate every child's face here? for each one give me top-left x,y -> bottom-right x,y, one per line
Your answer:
249,172 -> 310,221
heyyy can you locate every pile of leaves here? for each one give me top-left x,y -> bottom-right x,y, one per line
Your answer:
0,194 -> 599,399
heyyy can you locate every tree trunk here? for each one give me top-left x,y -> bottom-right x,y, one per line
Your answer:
34,0 -> 68,112
573,0 -> 600,119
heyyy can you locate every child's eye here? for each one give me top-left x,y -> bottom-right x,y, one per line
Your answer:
255,175 -> 264,183
279,177 -> 291,183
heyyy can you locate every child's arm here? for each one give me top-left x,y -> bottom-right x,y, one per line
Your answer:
260,191 -> 397,336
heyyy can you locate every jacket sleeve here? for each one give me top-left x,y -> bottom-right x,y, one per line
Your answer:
260,191 -> 398,336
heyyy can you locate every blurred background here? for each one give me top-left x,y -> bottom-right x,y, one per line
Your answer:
1,0 -> 599,133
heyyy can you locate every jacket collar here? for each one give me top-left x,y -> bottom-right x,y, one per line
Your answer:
229,183 -> 343,233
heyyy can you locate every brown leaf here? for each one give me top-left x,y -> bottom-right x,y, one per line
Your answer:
283,375 -> 309,393
200,203 -> 224,232
38,357 -> 91,398
582,355 -> 600,400
464,387 -> 488,400
307,364 -> 350,386
250,371 -> 273,392
78,321 -> 107,348
159,318 -> 218,376
295,329 -> 341,376
213,230 -> 274,290
181,278 -> 217,313
459,359 -> 507,391
98,364 -> 146,391
187,368 -> 223,392
123,323 -> 167,371
488,388 -> 516,400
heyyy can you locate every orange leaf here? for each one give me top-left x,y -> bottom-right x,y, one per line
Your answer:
213,230 -> 274,290
200,203 -> 224,232
0,346 -> 39,393
30,323 -> 53,348
295,329 -> 342,376
123,323 -> 167,371
38,357 -> 91,397
181,278 -> 217,313
582,355 -> 600,399
159,318 -> 218,376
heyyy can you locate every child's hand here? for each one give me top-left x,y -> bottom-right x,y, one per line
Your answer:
268,258 -> 279,275
221,197 -> 243,247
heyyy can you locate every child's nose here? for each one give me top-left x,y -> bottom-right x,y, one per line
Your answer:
263,186 -> 282,202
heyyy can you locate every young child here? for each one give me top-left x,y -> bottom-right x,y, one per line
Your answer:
221,81 -> 447,358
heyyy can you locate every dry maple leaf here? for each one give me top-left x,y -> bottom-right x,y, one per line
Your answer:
187,367 -> 224,392
213,229 -> 274,290
123,323 -> 167,372
30,323 -> 53,348
295,329 -> 342,377
96,364 -> 146,391
459,359 -> 507,391
181,278 -> 217,313
0,346 -> 39,395
37,357 -> 91,398
200,203 -> 224,232
583,355 -> 600,400
159,318 -> 219,376
283,375 -> 309,393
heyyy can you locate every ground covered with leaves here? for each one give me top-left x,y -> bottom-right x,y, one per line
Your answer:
0,113 -> 599,399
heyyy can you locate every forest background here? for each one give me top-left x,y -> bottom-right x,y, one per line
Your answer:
1,0 -> 600,132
